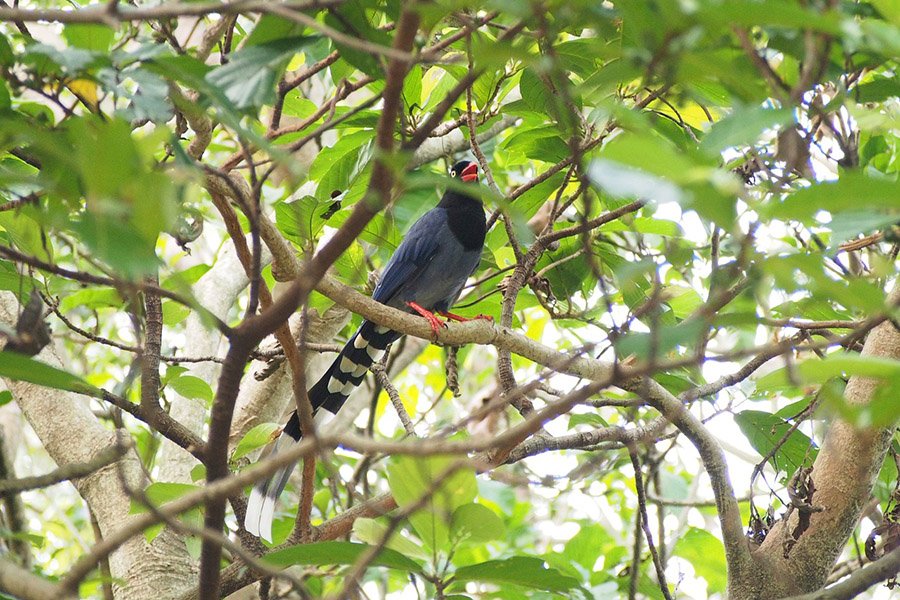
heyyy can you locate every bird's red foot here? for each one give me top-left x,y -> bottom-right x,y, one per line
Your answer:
439,311 -> 494,323
406,301 -> 446,337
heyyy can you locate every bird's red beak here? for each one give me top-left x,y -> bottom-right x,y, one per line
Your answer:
461,162 -> 478,183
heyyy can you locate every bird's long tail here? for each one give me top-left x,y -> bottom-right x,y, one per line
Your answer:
244,320 -> 400,541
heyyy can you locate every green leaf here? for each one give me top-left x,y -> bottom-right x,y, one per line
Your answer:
519,69 -> 553,115
190,463 -> 206,482
0,390 -> 13,407
0,78 -> 9,111
450,503 -> 505,544
453,556 -> 580,592
854,76 -> 900,103
826,211 -> 900,249
589,160 -> 684,204
276,196 -> 328,245
601,217 -> 683,237
130,482 -> 201,543
68,117 -> 141,200
264,541 -> 423,572
538,236 -> 593,299
161,301 -> 191,327
734,410 -> 817,477
206,37 -> 315,110
500,127 -> 569,163
599,133 -> 700,183
309,130 -> 373,201
615,320 -> 707,360
567,412 -> 608,430
756,354 -> 900,390
352,517 -> 430,561
0,351 -> 102,398
167,375 -> 214,403
0,265 -> 35,299
244,14 -> 301,47
323,6 -> 391,78
58,288 -> 122,313
63,24 -> 114,52
563,523 -> 611,571
664,286 -> 705,320
139,482 -> 200,508
68,214 -> 160,278
765,173 -> 900,221
0,212 -> 50,262
386,455 -> 477,551
231,422 -> 279,461
700,107 -> 793,155
0,33 -> 13,66
673,528 -> 727,594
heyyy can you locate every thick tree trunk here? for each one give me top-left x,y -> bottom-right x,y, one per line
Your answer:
0,293 -> 195,600
731,288 -> 900,598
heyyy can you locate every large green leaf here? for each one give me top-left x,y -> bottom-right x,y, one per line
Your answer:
700,107 -> 793,155
734,410 -> 817,477
309,130 -> 373,201
129,482 -> 202,543
68,214 -> 160,278
323,4 -> 390,78
453,556 -> 580,592
386,455 -> 477,551
756,354 -> 900,390
589,159 -> 684,204
206,37 -> 315,110
352,517 -> 430,562
0,265 -> 35,300
764,172 -> 900,221
264,541 -> 423,572
673,528 -> 727,594
131,482 -> 200,510
0,212 -> 50,262
615,319 -> 707,360
0,351 -> 101,398
231,422 -> 279,462
167,375 -> 214,403
63,24 -> 114,52
450,503 -> 505,544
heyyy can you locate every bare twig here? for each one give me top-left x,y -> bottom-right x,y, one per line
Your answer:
630,449 -> 673,600
0,444 -> 129,494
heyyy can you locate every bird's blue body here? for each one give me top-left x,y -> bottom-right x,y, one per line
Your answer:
375,207 -> 483,311
246,161 -> 485,541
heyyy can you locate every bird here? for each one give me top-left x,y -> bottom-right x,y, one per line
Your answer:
245,159 -> 487,542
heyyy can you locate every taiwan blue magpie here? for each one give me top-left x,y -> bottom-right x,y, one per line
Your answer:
245,160 -> 486,541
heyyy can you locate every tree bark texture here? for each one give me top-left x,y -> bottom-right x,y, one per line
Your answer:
0,292 -> 195,599
734,287 -> 900,598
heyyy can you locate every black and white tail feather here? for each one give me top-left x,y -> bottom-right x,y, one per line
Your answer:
244,321 -> 399,542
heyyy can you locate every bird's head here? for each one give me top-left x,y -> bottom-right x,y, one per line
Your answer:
450,160 -> 479,183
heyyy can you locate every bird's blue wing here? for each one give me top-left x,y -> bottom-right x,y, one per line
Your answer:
372,208 -> 445,305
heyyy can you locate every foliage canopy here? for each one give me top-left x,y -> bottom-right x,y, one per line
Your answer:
0,1 -> 897,599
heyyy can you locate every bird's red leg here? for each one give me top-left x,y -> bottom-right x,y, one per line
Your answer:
406,301 -> 446,336
439,311 -> 494,323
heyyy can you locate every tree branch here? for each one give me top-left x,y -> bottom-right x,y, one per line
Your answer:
782,547 -> 900,600
0,443 -> 129,493
0,0 -> 344,24
0,557 -> 71,600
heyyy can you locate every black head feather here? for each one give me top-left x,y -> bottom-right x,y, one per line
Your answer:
450,160 -> 474,178
439,160 -> 485,250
